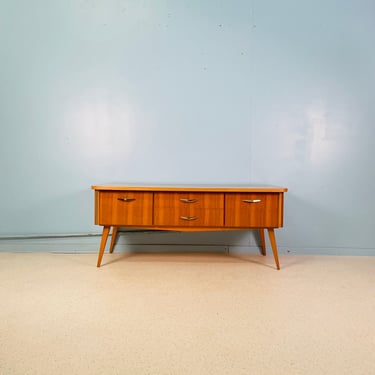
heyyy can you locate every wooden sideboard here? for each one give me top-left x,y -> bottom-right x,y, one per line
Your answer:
92,185 -> 288,269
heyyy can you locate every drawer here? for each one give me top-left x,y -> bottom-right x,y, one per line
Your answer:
97,191 -> 153,226
154,207 -> 224,227
154,192 -> 224,227
154,192 -> 224,209
225,193 -> 283,228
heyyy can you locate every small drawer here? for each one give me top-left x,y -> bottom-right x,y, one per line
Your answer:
154,192 -> 224,209
154,207 -> 224,227
97,191 -> 153,226
225,193 -> 283,228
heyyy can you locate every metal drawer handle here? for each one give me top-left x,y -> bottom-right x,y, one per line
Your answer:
180,216 -> 198,221
242,199 -> 262,203
180,198 -> 198,203
117,197 -> 136,202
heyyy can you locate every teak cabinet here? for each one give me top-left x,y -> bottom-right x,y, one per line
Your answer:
92,185 -> 288,269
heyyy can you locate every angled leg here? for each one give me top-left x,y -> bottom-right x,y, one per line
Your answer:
258,229 -> 266,255
109,226 -> 119,254
97,226 -> 111,267
267,228 -> 280,270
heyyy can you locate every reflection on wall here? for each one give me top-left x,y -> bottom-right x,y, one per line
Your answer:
63,90 -> 135,163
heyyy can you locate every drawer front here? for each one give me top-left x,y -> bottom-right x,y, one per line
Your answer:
154,192 -> 224,209
225,193 -> 283,228
97,191 -> 153,226
154,192 -> 224,227
154,208 -> 224,227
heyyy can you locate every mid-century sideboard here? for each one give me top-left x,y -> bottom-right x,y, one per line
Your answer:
92,185 -> 288,269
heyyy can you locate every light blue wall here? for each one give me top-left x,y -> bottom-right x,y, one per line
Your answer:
251,0 -> 375,252
1,1 -> 374,254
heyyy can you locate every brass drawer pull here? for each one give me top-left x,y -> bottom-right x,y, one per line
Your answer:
242,199 -> 261,203
180,198 -> 198,203
180,216 -> 198,221
117,197 -> 136,202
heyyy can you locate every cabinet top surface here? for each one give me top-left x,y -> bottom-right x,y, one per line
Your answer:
91,184 -> 288,193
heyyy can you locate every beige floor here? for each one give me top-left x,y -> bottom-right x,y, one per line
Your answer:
0,252 -> 374,375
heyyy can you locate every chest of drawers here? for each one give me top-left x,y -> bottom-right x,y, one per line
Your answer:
92,185 -> 288,269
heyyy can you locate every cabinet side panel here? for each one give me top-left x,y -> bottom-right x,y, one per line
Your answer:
278,193 -> 284,227
94,191 -> 100,225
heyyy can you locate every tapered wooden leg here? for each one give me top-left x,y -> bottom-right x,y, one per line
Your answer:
109,226 -> 119,254
97,226 -> 111,267
267,228 -> 280,270
258,229 -> 266,255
